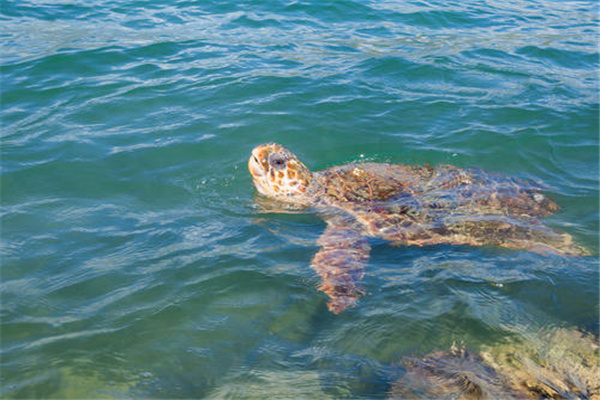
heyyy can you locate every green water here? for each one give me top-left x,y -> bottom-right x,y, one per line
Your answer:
1,0 -> 599,398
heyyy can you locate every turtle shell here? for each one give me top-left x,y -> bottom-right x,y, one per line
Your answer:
315,162 -> 585,256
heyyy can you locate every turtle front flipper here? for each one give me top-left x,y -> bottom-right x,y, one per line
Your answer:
311,219 -> 371,314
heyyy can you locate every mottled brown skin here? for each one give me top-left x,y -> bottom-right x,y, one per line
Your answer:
248,143 -> 588,313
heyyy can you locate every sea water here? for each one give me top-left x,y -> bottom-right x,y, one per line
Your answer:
1,0 -> 598,398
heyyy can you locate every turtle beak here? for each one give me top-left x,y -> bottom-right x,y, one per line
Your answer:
248,151 -> 265,178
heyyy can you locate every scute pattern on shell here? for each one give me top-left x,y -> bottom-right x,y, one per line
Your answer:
318,163 -> 585,256
417,165 -> 560,218
319,166 -> 407,203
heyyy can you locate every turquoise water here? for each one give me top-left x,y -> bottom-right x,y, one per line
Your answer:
1,0 -> 599,398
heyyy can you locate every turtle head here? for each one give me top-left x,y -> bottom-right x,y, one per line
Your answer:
248,143 -> 315,204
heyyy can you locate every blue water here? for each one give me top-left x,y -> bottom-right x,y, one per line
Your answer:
1,0 -> 599,398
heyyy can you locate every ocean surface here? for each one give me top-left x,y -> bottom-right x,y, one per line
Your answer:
1,0 -> 599,398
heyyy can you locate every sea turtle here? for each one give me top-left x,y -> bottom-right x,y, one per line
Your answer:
248,143 -> 587,313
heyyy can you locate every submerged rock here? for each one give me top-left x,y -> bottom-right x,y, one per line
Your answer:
390,328 -> 599,400
480,327 -> 599,400
389,342 -> 527,399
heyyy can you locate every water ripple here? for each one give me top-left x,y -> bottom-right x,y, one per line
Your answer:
1,0 -> 598,398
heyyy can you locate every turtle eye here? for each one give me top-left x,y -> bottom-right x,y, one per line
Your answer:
268,152 -> 287,170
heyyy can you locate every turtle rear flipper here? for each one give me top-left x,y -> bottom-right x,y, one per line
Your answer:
311,220 -> 370,314
397,219 -> 589,257
442,219 -> 589,257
